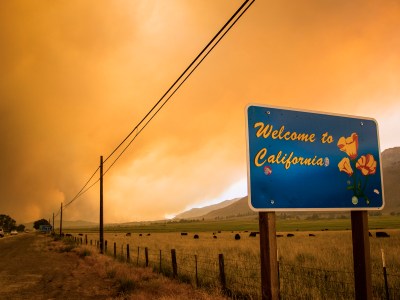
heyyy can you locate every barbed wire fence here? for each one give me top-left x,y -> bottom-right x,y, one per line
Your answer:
70,235 -> 400,300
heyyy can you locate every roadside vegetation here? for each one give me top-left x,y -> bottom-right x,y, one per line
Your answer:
0,214 -> 25,233
77,222 -> 399,298
58,214 -> 400,298
49,236 -> 227,300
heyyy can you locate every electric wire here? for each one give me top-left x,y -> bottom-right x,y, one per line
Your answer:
63,166 -> 100,210
54,166 -> 100,217
102,0 -> 252,165
54,207 -> 61,218
52,0 -> 255,218
103,0 -> 255,176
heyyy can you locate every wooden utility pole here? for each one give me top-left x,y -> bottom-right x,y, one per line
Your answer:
351,211 -> 372,299
259,212 -> 279,300
52,212 -> 54,233
59,202 -> 63,236
100,155 -> 104,254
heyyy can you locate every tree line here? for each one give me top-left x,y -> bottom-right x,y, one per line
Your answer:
0,214 -> 52,233
0,214 -> 25,232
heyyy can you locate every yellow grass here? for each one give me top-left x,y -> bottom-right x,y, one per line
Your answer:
66,243 -> 227,300
74,229 -> 400,299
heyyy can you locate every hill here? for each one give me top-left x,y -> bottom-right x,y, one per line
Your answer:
176,147 -> 400,220
381,147 -> 400,212
201,196 -> 253,220
382,147 -> 400,168
174,198 -> 240,219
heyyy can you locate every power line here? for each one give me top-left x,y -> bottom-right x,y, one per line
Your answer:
63,178 -> 100,210
103,0 -> 255,175
103,0 -> 253,165
54,0 -> 255,215
63,167 -> 100,209
54,207 -> 61,218
54,167 -> 100,217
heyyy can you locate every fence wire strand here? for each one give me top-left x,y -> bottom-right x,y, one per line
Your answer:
79,235 -> 400,300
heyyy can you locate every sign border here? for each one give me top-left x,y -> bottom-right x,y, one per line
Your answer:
245,103 -> 385,212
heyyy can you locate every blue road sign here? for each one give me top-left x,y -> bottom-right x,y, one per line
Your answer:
245,105 -> 384,211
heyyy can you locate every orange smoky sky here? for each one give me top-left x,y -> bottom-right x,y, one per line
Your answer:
1,1 -> 399,224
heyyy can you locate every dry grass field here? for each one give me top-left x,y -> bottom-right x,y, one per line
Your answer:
73,228 -> 400,299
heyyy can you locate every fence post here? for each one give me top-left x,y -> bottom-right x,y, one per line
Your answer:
381,249 -> 389,300
195,255 -> 199,287
85,234 -> 87,245
171,249 -> 178,278
137,247 -> 140,266
105,240 -> 108,254
159,250 -> 162,272
114,242 -> 117,259
90,240 -> 92,246
145,247 -> 149,267
127,244 -> 130,262
219,254 -> 227,291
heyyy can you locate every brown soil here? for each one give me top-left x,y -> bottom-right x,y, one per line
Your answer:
0,233 -> 226,300
0,233 -> 115,299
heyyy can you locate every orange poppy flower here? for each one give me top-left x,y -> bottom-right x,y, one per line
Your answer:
356,154 -> 377,176
338,157 -> 353,176
337,133 -> 358,160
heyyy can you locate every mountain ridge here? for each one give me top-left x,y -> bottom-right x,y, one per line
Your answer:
175,147 -> 400,220
174,198 -> 241,219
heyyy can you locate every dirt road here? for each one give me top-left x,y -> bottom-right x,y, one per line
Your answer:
0,233 -> 114,299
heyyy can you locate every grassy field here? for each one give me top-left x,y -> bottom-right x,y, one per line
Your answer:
67,214 -> 400,233
66,215 -> 400,299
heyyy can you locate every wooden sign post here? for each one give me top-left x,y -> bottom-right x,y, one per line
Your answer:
259,212 -> 279,300
351,211 -> 372,299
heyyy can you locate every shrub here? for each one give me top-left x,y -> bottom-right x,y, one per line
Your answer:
117,277 -> 136,295
78,248 -> 92,258
56,238 -> 76,252
295,253 -> 315,264
106,268 -> 117,279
